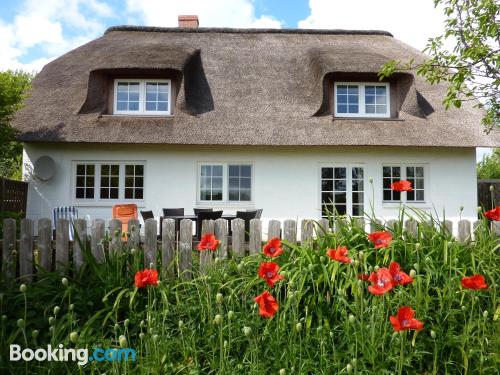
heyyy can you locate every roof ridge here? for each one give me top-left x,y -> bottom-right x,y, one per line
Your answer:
104,25 -> 393,37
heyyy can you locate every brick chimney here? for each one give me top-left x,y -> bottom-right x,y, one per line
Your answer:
178,15 -> 199,28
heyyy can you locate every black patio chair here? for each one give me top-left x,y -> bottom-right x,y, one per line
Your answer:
196,210 -> 223,240
193,208 -> 213,215
161,208 -> 185,237
236,210 -> 262,241
140,210 -> 154,221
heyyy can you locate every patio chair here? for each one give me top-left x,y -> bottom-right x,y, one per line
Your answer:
236,210 -> 262,241
140,210 -> 154,221
52,206 -> 79,241
193,208 -> 213,215
196,210 -> 223,240
112,204 -> 138,234
161,208 -> 185,237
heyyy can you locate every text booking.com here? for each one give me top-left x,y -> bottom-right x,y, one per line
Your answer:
10,344 -> 136,366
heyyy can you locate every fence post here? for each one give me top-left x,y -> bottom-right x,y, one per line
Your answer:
2,218 -> 16,280
73,219 -> 87,271
492,221 -> 500,236
56,218 -> 69,271
444,220 -> 453,236
19,218 -> 33,281
283,220 -> 297,245
143,218 -> 157,268
317,218 -> 330,236
405,219 -> 418,237
162,219 -> 176,277
231,218 -> 245,258
38,218 -> 52,271
215,219 -> 228,259
91,219 -> 105,262
457,220 -> 471,243
301,219 -> 314,247
249,219 -> 262,255
108,219 -> 122,254
268,220 -> 281,240
127,219 -> 140,249
386,219 -> 398,232
179,219 -> 192,280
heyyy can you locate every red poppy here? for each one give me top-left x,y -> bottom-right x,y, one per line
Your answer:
263,237 -> 284,257
326,246 -> 352,264
368,268 -> 394,295
461,274 -> 488,290
368,231 -> 393,249
357,273 -> 370,281
389,306 -> 424,332
389,261 -> 413,286
254,291 -> 279,318
135,269 -> 158,288
258,262 -> 284,288
484,206 -> 500,221
197,233 -> 220,251
391,180 -> 413,192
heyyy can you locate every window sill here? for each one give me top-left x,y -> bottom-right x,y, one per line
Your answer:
99,114 -> 174,119
72,200 -> 146,208
382,202 -> 430,209
333,117 -> 404,122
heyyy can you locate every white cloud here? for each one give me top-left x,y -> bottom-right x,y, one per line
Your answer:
126,0 -> 282,28
298,0 -> 445,50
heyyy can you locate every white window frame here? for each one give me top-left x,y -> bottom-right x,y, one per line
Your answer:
197,162 -> 254,205
318,163 -> 366,218
382,164 -> 427,204
72,161 -> 146,205
334,82 -> 390,118
113,79 -> 171,115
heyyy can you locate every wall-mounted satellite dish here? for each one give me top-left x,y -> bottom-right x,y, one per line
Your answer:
33,156 -> 56,181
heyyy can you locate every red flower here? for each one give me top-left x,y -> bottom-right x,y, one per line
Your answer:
391,180 -> 413,192
258,262 -> 284,288
484,206 -> 500,221
368,268 -> 394,295
368,231 -> 393,249
135,269 -> 158,288
197,233 -> 220,251
254,291 -> 279,318
263,237 -> 284,257
389,261 -> 413,286
461,274 -> 488,290
389,306 -> 424,332
357,273 -> 370,281
326,246 -> 352,264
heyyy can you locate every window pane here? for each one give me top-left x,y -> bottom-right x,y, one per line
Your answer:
376,95 -> 386,105
334,168 -> 346,179
240,189 -> 251,201
352,180 -> 364,191
348,105 -> 359,113
322,180 -> 333,191
365,105 -> 375,114
86,188 -> 94,199
337,85 -> 347,95
406,167 -> 415,177
376,86 -> 386,95
337,94 -> 347,104
129,101 -> 139,111
334,180 -> 346,191
110,188 -> 119,199
229,165 -> 239,176
365,86 -> 375,95
416,179 -> 424,189
76,176 -> 84,187
101,165 -> 109,174
200,189 -> 210,200
352,205 -> 362,216
212,165 -> 223,176
76,164 -> 85,175
383,167 -> 391,177
201,165 -> 211,176
337,104 -> 348,113
348,95 -> 358,104
383,190 -> 392,201
158,92 -> 168,101
200,177 -> 210,189
146,102 -> 156,111
347,86 -> 358,95
241,165 -> 251,177
100,188 -> 109,199
117,101 -> 127,111
129,92 -> 139,102
157,102 -> 168,111
322,192 -> 333,204
383,178 -> 391,189
76,188 -> 84,199
352,192 -> 363,204
229,189 -> 239,200
125,165 -> 134,175
135,189 -> 143,200
352,167 -> 363,179
322,168 -> 333,179
87,177 -> 94,187
212,177 -> 223,190
212,190 -> 223,201
392,167 -> 401,177
135,177 -> 143,188
240,177 -> 251,189
416,190 -> 424,201
158,83 -> 169,92
135,165 -> 144,175
416,167 -> 424,177
125,177 -> 134,187
375,105 -> 387,114
336,205 -> 347,215
111,177 -> 119,187
125,188 -> 133,199
365,95 -> 375,104
229,177 -> 239,188
335,192 -> 346,204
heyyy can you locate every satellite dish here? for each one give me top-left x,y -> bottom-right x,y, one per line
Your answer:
34,156 -> 56,181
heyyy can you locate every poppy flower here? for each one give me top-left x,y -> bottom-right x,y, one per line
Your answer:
263,237 -> 284,257
197,233 -> 220,251
326,246 -> 352,264
357,273 -> 370,281
391,180 -> 413,192
258,262 -> 284,288
368,231 -> 393,249
368,268 -> 394,295
389,261 -> 413,286
484,206 -> 500,221
135,269 -> 158,288
254,291 -> 279,318
461,274 -> 488,290
389,306 -> 424,332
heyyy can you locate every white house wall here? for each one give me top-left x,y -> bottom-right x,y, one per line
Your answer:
22,144 -> 477,236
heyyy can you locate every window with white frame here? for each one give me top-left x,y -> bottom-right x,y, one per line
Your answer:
114,79 -> 171,115
321,166 -> 364,217
334,82 -> 390,118
199,163 -> 252,202
74,162 -> 145,201
382,165 -> 425,202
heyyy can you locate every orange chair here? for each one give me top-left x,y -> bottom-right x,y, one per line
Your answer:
112,204 -> 138,235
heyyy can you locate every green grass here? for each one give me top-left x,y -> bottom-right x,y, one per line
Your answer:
0,211 -> 499,374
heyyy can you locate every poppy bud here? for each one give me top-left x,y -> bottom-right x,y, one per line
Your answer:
374,266 -> 379,272
20,284 -> 27,293
228,311 -> 234,320
17,319 -> 25,329
477,206 -> 482,213
489,185 -> 494,192
243,326 -> 252,337
61,278 -> 68,287
215,257 -> 220,264
415,243 -> 421,250
216,293 -> 224,304
329,331 -> 334,338
459,206 -> 464,212
347,364 -> 353,373
368,266 -> 373,272
49,326 -> 55,334
114,323 -> 119,331
124,319 -> 130,327
288,280 -> 294,287
279,369 -> 286,375
32,330 -> 39,339
357,279 -> 363,287
214,314 -> 223,325
178,320 -> 184,329
461,305 -> 467,312
409,269 -> 417,278
48,317 -> 55,326
353,260 -> 359,266
53,306 -> 60,315
308,264 -> 314,270
139,332 -> 145,340
425,256 -> 431,263
11,249 -> 17,256
119,335 -> 128,348
140,320 -> 146,328
1,315 -> 6,321
474,296 -> 479,302
348,314 -> 356,324
69,304 -> 74,311
157,280 -> 162,286
483,310 -> 488,319
413,263 -> 419,271
430,330 -> 436,339
224,340 -> 228,349
358,251 -> 364,259
369,177 -> 373,183
237,263 -> 243,271
70,332 -> 79,344
130,248 -> 136,254
351,358 -> 357,365
320,256 -> 325,262
317,326 -> 322,332
153,334 -> 159,341
0,293 -> 3,301
149,262 -> 154,269
295,322 -> 302,332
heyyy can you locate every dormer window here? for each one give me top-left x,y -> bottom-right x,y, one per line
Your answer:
113,79 -> 171,115
334,82 -> 390,118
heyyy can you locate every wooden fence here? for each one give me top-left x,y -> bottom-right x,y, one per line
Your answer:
1,217 -> 499,282
0,177 -> 28,215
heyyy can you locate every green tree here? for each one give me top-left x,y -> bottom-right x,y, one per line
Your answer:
380,0 -> 499,132
0,70 -> 33,180
477,148 -> 500,178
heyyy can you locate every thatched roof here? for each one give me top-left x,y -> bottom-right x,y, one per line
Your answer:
13,26 -> 499,147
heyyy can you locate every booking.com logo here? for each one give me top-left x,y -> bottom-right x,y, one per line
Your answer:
10,344 -> 136,366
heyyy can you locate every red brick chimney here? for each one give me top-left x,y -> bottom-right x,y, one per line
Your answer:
178,15 -> 199,28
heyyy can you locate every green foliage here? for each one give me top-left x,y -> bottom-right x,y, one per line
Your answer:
477,148 -> 500,179
379,0 -> 499,132
0,70 -> 33,180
